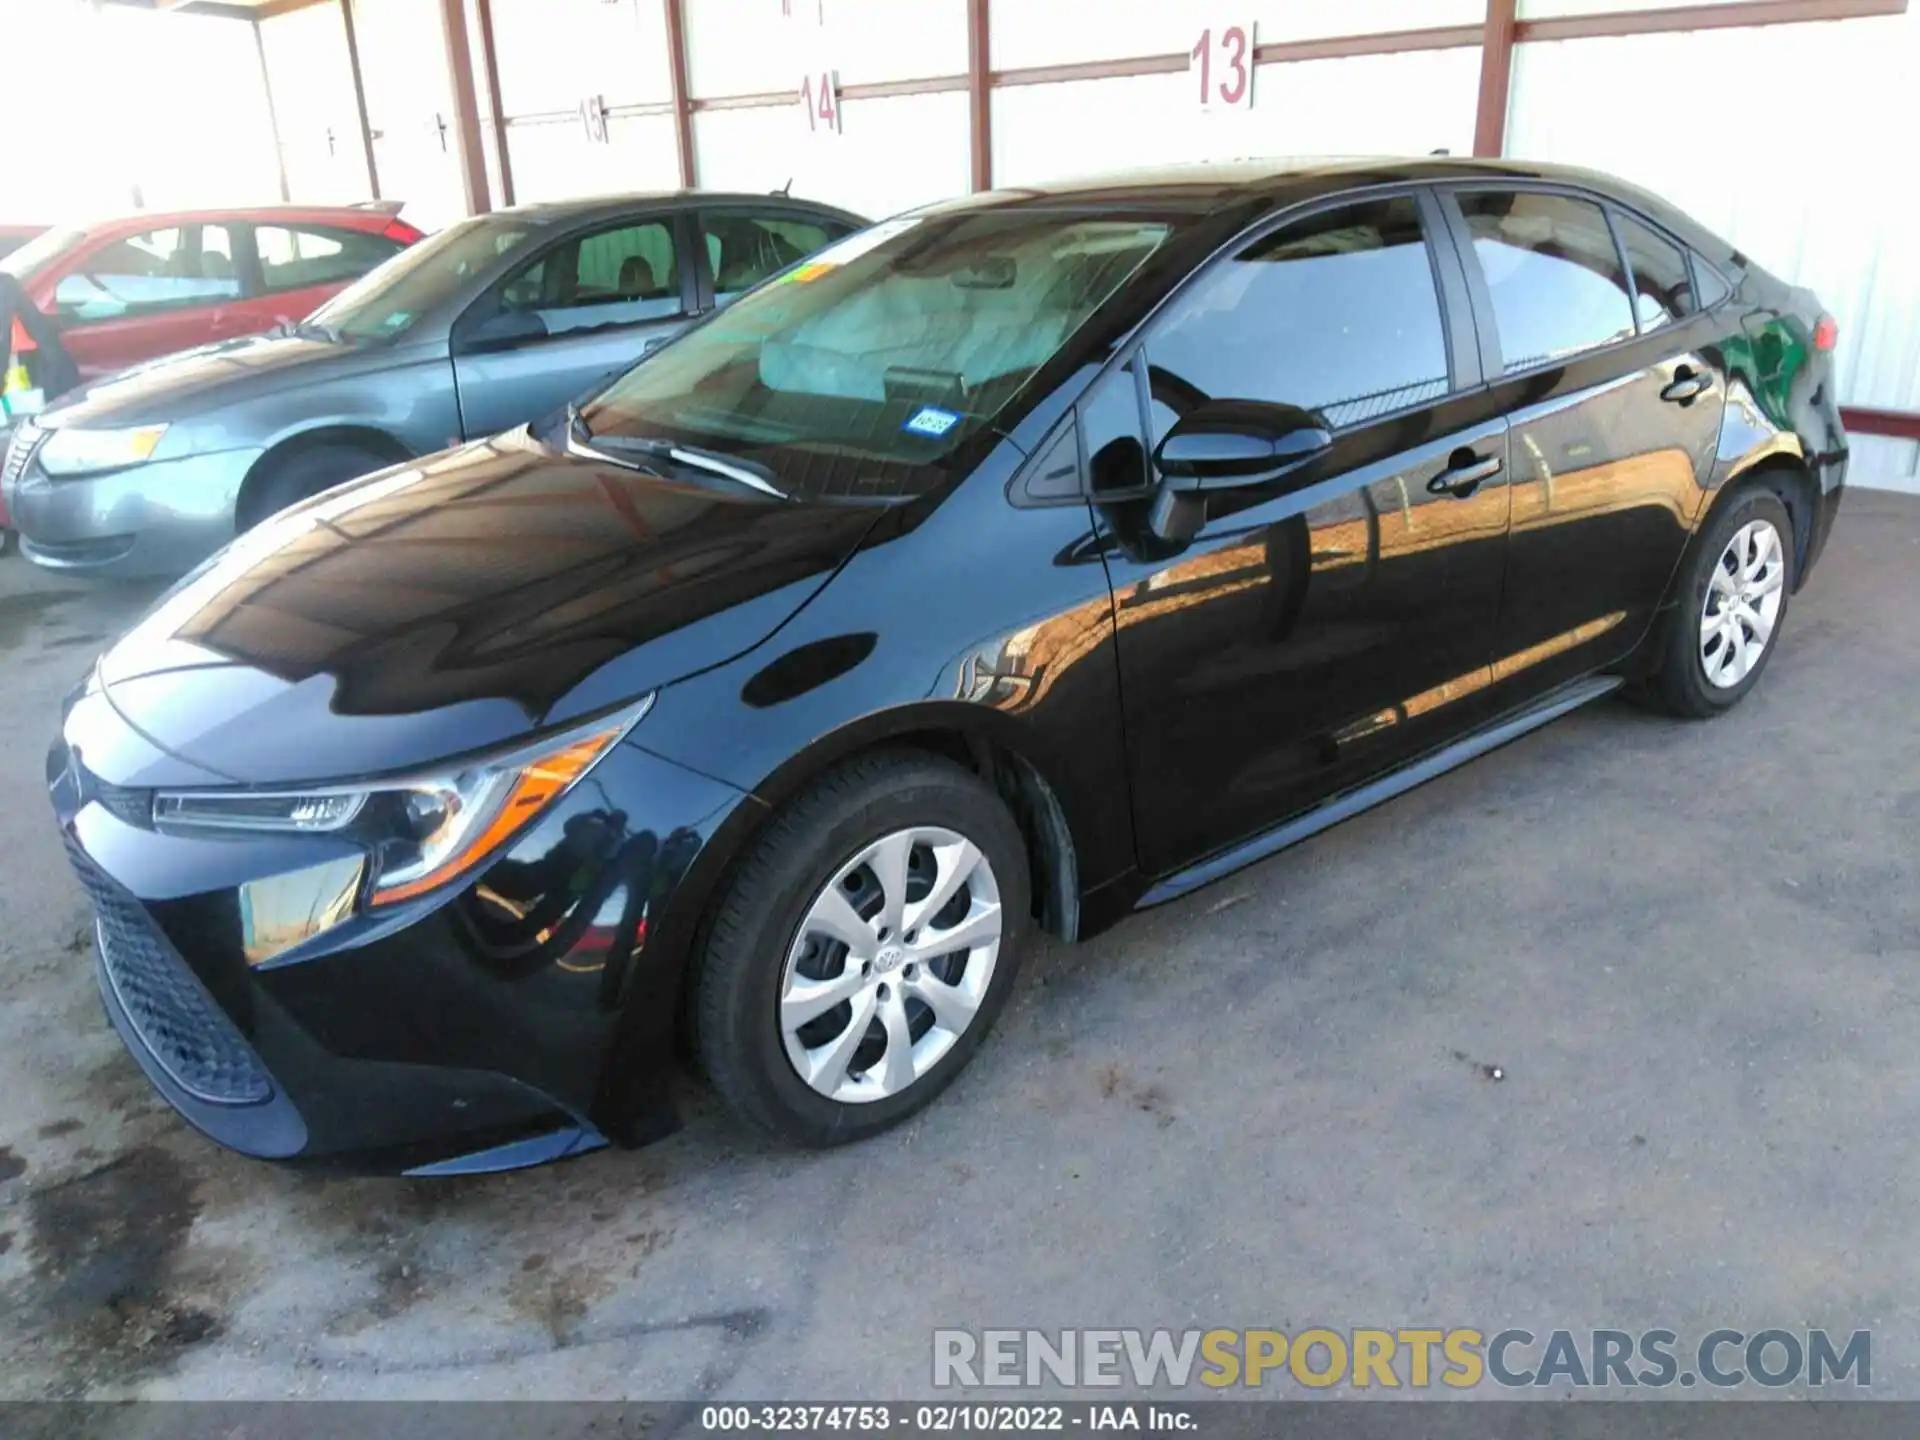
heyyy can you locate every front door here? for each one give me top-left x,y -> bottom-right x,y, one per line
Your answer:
1094,193 -> 1514,879
450,214 -> 694,440
47,222 -> 242,377
1442,188 -> 1726,699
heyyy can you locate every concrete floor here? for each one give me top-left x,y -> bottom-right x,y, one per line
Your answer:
2,491 -> 1918,1403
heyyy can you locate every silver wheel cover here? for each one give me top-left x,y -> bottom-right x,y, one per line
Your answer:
1700,517 -> 1786,690
778,826 -> 1003,1104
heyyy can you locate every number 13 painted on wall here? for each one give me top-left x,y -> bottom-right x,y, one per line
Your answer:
1192,22 -> 1256,109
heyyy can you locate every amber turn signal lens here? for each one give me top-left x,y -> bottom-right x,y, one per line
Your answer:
370,724 -> 626,906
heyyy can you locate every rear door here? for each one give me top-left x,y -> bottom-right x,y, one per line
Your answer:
449,212 -> 695,440
47,223 -> 245,375
1439,187 -> 1725,700
692,206 -> 859,309
1094,191 -> 1514,878
240,221 -> 411,334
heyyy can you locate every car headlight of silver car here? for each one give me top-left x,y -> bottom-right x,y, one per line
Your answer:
35,424 -> 170,478
151,696 -> 654,907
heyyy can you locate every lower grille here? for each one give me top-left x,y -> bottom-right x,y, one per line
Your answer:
65,834 -> 272,1106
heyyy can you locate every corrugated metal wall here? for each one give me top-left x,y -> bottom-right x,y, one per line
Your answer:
241,0 -> 1917,487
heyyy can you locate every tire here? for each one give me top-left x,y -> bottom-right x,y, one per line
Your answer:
693,750 -> 1031,1147
1647,485 -> 1795,719
238,444 -> 392,531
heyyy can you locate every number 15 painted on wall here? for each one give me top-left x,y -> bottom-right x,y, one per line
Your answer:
1192,22 -> 1256,110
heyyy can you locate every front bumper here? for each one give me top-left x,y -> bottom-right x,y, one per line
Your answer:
50,684 -> 750,1174
7,445 -> 260,577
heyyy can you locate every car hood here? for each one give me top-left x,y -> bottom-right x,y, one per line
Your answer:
95,429 -> 884,784
44,332 -> 369,427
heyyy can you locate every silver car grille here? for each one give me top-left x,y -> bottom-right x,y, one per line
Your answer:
2,420 -> 44,490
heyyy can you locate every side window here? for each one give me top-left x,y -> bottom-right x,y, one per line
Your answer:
1455,190 -> 1634,372
1693,258 -> 1733,310
1614,212 -> 1695,331
255,225 -> 403,295
495,219 -> 681,338
54,224 -> 241,324
703,213 -> 846,302
1142,195 -> 1450,436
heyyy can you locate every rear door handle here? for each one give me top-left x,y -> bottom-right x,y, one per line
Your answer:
1427,453 -> 1502,499
1661,368 -> 1713,404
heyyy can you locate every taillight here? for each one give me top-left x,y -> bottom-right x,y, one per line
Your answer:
1813,314 -> 1839,352
382,220 -> 420,244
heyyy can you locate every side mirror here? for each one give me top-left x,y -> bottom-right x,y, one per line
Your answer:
1148,400 -> 1333,542
457,307 -> 548,355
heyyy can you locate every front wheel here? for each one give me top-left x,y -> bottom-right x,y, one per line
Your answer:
692,751 -> 1030,1146
1648,486 -> 1795,718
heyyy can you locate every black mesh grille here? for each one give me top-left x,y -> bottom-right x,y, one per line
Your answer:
64,833 -> 272,1106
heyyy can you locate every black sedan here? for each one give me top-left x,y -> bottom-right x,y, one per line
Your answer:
50,158 -> 1846,1174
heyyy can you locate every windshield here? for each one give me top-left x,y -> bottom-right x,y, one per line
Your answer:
580,211 -> 1175,498
0,226 -> 86,281
309,215 -> 533,341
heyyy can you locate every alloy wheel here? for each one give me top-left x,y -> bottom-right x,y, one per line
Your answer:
1699,517 -> 1786,690
779,826 -> 1003,1104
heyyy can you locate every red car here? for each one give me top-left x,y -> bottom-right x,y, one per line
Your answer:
0,203 -> 422,379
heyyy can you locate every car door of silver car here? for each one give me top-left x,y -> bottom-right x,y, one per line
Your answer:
448,213 -> 697,440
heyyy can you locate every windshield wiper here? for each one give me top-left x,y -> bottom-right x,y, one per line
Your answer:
565,408 -> 786,499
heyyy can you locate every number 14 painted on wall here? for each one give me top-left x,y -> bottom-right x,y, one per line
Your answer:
800,70 -> 841,133
1192,22 -> 1256,109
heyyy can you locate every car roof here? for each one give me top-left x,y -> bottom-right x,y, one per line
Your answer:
58,204 -> 409,235
918,155 -> 1733,261
481,191 -> 869,228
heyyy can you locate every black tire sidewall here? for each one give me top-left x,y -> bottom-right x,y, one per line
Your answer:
244,445 -> 388,530
1671,487 -> 1795,713
701,759 -> 1030,1146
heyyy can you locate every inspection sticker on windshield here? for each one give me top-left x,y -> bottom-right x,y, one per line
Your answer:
903,406 -> 961,438
778,217 -> 922,284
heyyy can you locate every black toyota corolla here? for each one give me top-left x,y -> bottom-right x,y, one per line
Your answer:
51,158 -> 1847,1174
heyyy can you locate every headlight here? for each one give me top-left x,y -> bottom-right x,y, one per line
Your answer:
36,424 -> 170,477
152,696 -> 653,906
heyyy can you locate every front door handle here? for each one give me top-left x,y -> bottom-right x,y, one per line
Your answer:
1427,453 -> 1502,499
1661,367 -> 1713,405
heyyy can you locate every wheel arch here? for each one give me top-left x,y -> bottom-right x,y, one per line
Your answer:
705,702 -> 1088,950
235,424 -> 413,528
1709,451 -> 1819,589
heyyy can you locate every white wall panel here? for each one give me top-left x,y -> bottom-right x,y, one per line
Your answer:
693,91 -> 969,220
991,0 -> 1482,70
1508,13 -> 1920,427
261,4 -> 373,205
353,0 -> 464,230
489,0 -> 673,113
687,0 -> 967,97
994,47 -> 1480,189
505,115 -> 684,203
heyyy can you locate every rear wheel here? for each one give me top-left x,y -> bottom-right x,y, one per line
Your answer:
238,443 -> 393,530
1648,486 -> 1795,718
693,751 -> 1030,1146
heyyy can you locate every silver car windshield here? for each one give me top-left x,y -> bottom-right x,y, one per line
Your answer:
308,216 -> 533,341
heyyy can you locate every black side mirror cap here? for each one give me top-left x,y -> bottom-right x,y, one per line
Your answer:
456,307 -> 549,356
1147,400 -> 1333,542
1153,399 -> 1333,486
